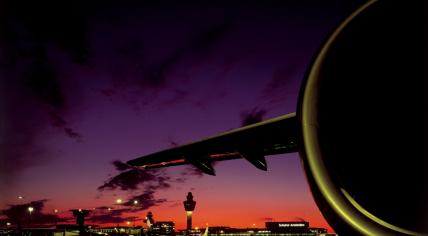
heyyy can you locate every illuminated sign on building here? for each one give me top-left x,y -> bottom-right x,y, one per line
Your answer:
265,221 -> 310,233
278,223 -> 306,227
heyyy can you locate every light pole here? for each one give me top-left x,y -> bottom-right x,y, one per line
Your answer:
54,209 -> 59,226
28,206 -> 34,227
133,200 -> 139,227
107,208 -> 112,228
116,198 -> 123,227
17,196 -> 24,231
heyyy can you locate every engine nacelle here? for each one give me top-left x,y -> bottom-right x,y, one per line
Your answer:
298,1 -> 428,235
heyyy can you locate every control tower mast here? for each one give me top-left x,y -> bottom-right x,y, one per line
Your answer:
183,192 -> 196,231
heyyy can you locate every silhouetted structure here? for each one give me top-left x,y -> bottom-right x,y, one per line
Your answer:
266,221 -> 309,234
151,221 -> 175,236
145,211 -> 155,230
183,192 -> 196,231
193,222 -> 331,236
144,212 -> 175,236
70,209 -> 90,235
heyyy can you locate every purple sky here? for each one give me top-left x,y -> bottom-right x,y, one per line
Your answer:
0,0 -> 364,231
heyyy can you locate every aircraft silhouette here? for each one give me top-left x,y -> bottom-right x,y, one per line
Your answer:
127,1 -> 428,235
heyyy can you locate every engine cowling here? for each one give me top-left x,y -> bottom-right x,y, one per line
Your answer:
298,1 -> 428,235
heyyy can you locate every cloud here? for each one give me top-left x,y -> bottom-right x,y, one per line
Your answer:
1,0 -> 89,65
98,161 -> 173,215
99,160 -> 173,192
99,19 -> 233,111
180,166 -> 205,178
257,65 -> 299,110
50,112 -> 83,141
87,191 -> 167,224
261,67 -> 296,100
0,107 -> 52,187
0,0 -> 89,185
142,51 -> 182,89
189,20 -> 233,53
159,89 -> 191,108
240,108 -> 267,126
87,208 -> 139,224
26,54 -> 65,109
112,160 -> 132,172
98,168 -> 158,191
0,200 -> 63,226
28,56 -> 83,142
122,191 -> 167,210
64,128 -> 83,141
166,137 -> 179,148
98,161 -> 200,220
142,20 -> 233,89
179,160 -> 220,178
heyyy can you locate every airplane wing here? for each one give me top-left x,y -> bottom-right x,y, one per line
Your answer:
127,112 -> 299,175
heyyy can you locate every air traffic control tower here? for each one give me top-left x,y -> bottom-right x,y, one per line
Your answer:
183,192 -> 196,231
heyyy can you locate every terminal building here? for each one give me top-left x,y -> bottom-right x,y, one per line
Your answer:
182,222 -> 335,236
143,211 -> 175,236
150,221 -> 175,236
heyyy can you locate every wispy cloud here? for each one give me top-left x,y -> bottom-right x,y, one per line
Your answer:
97,160 -> 173,219
0,1 -> 88,186
240,107 -> 267,126
98,161 -> 170,191
87,208 -> 139,224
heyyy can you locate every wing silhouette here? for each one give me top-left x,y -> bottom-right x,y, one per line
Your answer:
127,113 -> 299,175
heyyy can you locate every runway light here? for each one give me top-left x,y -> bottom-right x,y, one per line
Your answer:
116,199 -> 122,204
133,200 -> 138,205
18,196 -> 24,199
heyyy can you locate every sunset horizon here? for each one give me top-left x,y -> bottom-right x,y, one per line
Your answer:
0,1 -> 367,235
